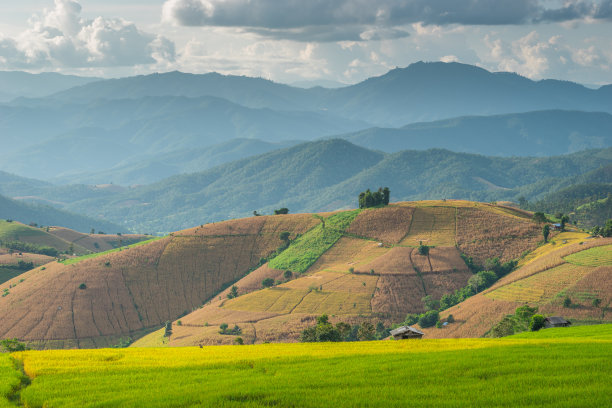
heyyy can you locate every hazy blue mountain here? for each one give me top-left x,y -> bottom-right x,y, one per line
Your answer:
0,95 -> 368,180
30,140 -> 610,234
52,138 -> 303,185
0,71 -> 100,102
45,61 -> 612,127
336,110 -> 612,156
0,193 -> 126,233
49,71 -> 320,111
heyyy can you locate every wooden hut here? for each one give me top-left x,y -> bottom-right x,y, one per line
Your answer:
544,316 -> 571,328
390,325 -> 424,340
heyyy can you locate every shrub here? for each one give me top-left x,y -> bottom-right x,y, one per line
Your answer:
593,298 -> 602,308
357,322 -> 376,341
177,320 -> 182,326
78,283 -> 87,290
418,310 -> 439,328
227,285 -> 239,299
404,314 -> 419,326
274,208 -> 289,215
164,321 -> 172,337
447,314 -> 455,323
284,270 -> 293,280
0,338 -> 28,352
262,278 -> 275,288
234,337 -> 244,345
348,267 -> 354,274
530,314 -> 545,331
219,323 -> 229,334
418,242 -> 429,256
563,296 -> 572,308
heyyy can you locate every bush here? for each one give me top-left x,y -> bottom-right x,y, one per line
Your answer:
530,314 -> 545,331
563,296 -> 572,308
418,242 -> 429,256
446,314 -> 455,323
284,270 -> 292,280
357,322 -> 376,341
78,283 -> 87,290
262,278 -> 274,288
418,310 -> 439,328
234,337 -> 244,345
227,285 -> 239,299
404,314 -> 419,326
274,208 -> 289,215
0,338 -> 28,352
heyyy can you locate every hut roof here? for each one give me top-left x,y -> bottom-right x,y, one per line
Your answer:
544,316 -> 570,325
390,326 -> 424,336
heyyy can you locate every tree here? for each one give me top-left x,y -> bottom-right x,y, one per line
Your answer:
234,337 -> 244,345
382,187 -> 390,205
227,285 -> 239,299
279,231 -> 290,242
446,314 -> 455,323
518,196 -> 528,209
284,270 -> 293,280
418,241 -> 429,255
219,323 -> 229,334
592,298 -> 602,308
530,314 -> 545,331
563,296 -> 572,308
418,310 -> 439,328
262,278 -> 274,288
542,224 -> 550,243
421,295 -> 440,311
358,187 -> 390,208
0,338 -> 28,352
164,321 -> 172,337
533,212 -> 548,224
274,208 -> 289,215
357,322 -> 376,341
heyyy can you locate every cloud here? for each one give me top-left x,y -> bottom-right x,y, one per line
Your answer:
162,0 -> 612,42
0,0 -> 175,69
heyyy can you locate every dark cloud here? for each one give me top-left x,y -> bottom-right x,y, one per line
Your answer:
162,0 -> 612,42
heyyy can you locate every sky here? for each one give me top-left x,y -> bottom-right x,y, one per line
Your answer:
0,0 -> 611,86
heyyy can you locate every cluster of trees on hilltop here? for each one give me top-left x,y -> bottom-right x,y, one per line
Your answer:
358,187 -> 390,209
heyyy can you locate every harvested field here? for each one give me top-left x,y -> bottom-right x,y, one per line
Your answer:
281,271 -> 346,290
486,263 -> 592,303
428,247 -> 470,273
518,231 -> 591,266
218,264 -> 286,297
224,287 -> 308,314
322,274 -> 378,294
307,237 -> 389,274
490,238 -> 612,290
456,207 -> 541,264
291,290 -> 371,315
358,246 -> 416,275
564,244 -> 612,267
421,270 -> 472,301
346,206 -> 414,244
371,275 -> 427,318
400,206 -> 456,246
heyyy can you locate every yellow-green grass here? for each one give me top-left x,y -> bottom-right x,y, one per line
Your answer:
269,210 -> 360,273
486,263 -> 592,303
290,290 -> 372,315
6,327 -> 612,407
0,220 -> 88,254
59,236 -> 163,265
400,206 -> 456,247
508,323 -> 612,339
564,244 -> 612,267
518,232 -> 591,267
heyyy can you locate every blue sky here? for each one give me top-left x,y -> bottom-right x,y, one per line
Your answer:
1,0 -> 611,85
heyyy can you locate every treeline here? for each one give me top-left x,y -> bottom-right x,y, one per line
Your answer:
401,256 -> 517,329
1,241 -> 59,257
358,187 -> 390,209
301,314 -> 390,342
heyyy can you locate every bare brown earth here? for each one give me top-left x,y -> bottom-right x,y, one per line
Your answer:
1,201 -> 552,348
48,227 -> 149,252
422,238 -> 612,339
0,214 -> 318,348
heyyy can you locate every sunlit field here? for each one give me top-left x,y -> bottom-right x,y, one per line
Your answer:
2,325 -> 611,407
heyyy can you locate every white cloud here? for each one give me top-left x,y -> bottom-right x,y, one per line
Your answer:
0,0 -> 175,70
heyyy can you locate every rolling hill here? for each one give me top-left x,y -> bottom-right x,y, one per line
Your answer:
423,234 -> 612,339
0,200 -> 544,348
0,71 -> 100,102
0,192 -> 126,234
38,140 -> 612,234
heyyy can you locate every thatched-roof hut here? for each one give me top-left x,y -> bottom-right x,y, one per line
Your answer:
544,317 -> 571,328
390,325 -> 424,340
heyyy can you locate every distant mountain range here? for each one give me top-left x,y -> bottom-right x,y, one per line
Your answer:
1,61 -> 611,183
0,71 -> 100,102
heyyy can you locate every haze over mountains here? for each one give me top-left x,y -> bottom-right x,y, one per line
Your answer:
0,61 -> 611,233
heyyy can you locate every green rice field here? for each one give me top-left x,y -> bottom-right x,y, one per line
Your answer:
1,324 -> 611,407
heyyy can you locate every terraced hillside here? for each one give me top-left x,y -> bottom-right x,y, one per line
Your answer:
133,201 -> 542,347
0,214 -> 319,348
0,220 -> 149,284
424,234 -> 612,339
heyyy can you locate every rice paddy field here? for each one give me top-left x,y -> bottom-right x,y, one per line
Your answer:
1,324 -> 611,407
